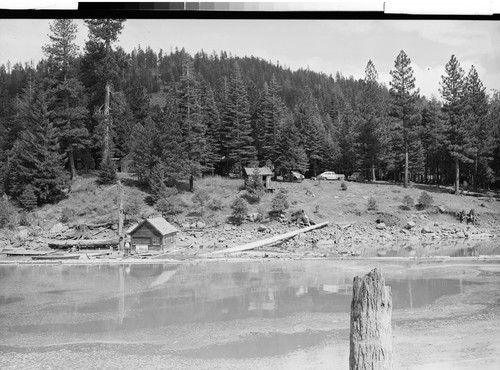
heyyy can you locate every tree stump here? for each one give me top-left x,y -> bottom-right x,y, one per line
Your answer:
349,268 -> 392,370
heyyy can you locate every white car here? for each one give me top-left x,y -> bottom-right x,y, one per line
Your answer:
317,171 -> 345,181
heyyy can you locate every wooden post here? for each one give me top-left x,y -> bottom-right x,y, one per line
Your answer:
349,268 -> 392,370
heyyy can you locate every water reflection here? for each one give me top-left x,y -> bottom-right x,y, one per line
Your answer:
0,262 -> 468,337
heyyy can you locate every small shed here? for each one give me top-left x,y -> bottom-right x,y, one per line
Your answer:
243,167 -> 274,189
126,217 -> 179,253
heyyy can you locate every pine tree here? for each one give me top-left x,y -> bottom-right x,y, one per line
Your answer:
256,74 -> 285,164
389,50 -> 421,188
83,18 -> 125,170
275,116 -> 309,175
200,80 -> 222,174
43,19 -> 89,180
177,57 -> 206,191
8,88 -> 66,204
357,60 -> 387,181
420,97 -> 448,185
463,66 -> 492,188
222,62 -> 257,176
440,55 -> 471,195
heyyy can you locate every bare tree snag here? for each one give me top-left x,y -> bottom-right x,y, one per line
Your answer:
349,268 -> 392,370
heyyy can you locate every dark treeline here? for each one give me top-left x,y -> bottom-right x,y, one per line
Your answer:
1,19 -> 500,210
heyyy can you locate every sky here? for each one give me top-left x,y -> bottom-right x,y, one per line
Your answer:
0,18 -> 499,99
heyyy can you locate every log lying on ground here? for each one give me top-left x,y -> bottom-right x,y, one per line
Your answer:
208,221 -> 329,255
350,268 -> 392,370
46,238 -> 119,249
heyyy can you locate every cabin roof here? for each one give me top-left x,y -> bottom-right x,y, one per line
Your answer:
127,217 -> 178,236
243,167 -> 273,176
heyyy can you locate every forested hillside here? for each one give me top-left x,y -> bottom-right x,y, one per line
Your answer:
1,19 -> 500,216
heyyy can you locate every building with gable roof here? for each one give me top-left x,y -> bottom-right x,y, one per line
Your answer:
126,217 -> 179,253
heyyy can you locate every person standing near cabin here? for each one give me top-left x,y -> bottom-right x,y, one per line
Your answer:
124,236 -> 131,257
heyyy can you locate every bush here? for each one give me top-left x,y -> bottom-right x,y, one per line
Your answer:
124,195 -> 142,220
0,196 -> 18,229
340,181 -> 347,191
19,211 -> 32,227
314,204 -> 320,213
230,197 -> 248,225
19,185 -> 37,211
402,195 -> 414,210
60,207 -> 74,223
367,197 -> 377,211
192,189 -> 211,208
246,166 -> 265,201
156,197 -> 185,216
271,190 -> 290,214
207,198 -> 223,211
418,191 -> 434,209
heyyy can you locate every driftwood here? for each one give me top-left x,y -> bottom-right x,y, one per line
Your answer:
350,268 -> 392,370
208,221 -> 329,255
46,238 -> 119,249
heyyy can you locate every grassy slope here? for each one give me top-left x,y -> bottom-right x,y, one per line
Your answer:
2,174 -> 499,253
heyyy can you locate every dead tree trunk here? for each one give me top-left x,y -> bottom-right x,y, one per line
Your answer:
349,268 -> 392,370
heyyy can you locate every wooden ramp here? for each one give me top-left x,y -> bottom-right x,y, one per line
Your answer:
207,221 -> 329,256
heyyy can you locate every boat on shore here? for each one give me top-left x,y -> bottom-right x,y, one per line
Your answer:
32,254 -> 81,261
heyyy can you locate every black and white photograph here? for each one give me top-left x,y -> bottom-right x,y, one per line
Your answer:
0,2 -> 500,369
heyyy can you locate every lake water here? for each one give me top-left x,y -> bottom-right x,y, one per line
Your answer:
0,261 -> 499,369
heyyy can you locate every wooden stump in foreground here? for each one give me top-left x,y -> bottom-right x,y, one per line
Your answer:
349,268 -> 392,370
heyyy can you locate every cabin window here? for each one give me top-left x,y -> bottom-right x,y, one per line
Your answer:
152,237 -> 160,245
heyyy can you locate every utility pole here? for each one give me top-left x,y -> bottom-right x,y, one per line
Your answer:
117,179 -> 124,251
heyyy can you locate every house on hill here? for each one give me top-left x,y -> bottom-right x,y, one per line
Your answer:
126,217 -> 179,253
243,167 -> 274,189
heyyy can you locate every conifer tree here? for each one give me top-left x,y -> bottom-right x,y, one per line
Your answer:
43,19 -> 89,180
440,55 -> 470,195
357,60 -> 387,181
8,88 -> 66,203
275,116 -> 309,175
389,50 -> 421,188
463,66 -> 492,188
222,62 -> 256,176
177,57 -> 206,191
256,75 -> 285,164
83,18 -> 125,173
420,97 -> 448,185
200,80 -> 222,174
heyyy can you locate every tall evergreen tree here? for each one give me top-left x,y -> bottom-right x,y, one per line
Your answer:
177,57 -> 206,191
222,62 -> 256,175
357,60 -> 387,181
43,19 -> 89,180
275,116 -> 309,175
8,88 -> 66,203
256,74 -> 285,164
463,66 -> 492,188
83,18 -> 126,166
440,55 -> 470,195
389,50 -> 421,187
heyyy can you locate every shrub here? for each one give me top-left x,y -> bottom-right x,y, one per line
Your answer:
156,197 -> 185,216
60,207 -> 74,223
192,189 -> 211,208
367,197 -> 377,211
340,181 -> 347,191
19,211 -> 32,227
230,197 -> 248,225
19,185 -> 37,211
98,158 -> 117,185
402,195 -> 414,210
207,198 -> 223,211
314,204 -> 320,213
0,196 -> 18,229
246,166 -> 265,201
418,191 -> 434,209
124,195 -> 142,220
271,190 -> 290,214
